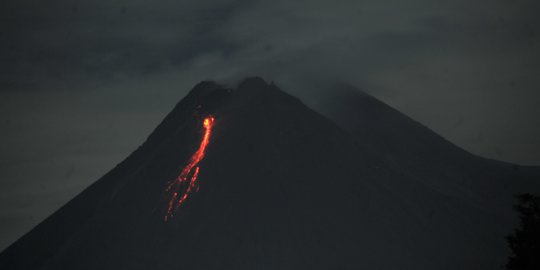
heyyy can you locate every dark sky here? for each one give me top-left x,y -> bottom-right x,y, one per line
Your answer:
1,0 -> 539,251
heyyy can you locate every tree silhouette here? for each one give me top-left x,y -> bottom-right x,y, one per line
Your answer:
506,193 -> 540,270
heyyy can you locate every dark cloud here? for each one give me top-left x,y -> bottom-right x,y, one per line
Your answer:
1,0 -> 540,251
0,0 -> 247,89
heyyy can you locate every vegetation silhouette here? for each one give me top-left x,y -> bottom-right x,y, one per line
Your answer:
506,193 -> 540,270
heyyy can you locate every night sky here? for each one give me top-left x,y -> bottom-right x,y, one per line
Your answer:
1,0 -> 539,251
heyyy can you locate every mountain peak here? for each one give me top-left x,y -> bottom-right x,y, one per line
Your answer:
237,76 -> 268,89
1,77 -> 538,270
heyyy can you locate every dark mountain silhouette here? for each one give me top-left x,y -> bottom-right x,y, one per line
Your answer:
318,84 -> 540,213
0,77 -> 538,269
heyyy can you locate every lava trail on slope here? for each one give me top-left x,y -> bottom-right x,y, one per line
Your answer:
164,116 -> 214,221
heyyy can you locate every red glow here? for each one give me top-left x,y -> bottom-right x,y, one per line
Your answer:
164,116 -> 214,221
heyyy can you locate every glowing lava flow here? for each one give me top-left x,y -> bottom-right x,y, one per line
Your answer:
164,116 -> 214,221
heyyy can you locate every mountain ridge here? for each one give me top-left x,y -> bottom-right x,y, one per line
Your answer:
0,77 -> 538,269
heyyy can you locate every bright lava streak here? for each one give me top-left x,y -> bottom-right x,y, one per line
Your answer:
164,116 -> 214,221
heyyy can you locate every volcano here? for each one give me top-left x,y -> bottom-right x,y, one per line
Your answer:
1,77 -> 538,269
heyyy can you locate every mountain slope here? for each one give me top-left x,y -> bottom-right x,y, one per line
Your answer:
317,84 -> 540,213
0,78 -> 538,269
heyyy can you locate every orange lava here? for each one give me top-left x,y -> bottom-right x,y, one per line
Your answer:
164,116 -> 214,221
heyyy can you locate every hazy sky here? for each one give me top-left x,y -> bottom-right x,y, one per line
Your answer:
1,0 -> 539,251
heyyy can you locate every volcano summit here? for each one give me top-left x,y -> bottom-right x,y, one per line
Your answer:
0,77 -> 538,269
